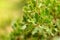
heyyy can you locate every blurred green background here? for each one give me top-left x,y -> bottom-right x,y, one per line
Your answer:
0,0 -> 23,40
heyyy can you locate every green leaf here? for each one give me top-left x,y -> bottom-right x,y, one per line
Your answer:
35,13 -> 39,23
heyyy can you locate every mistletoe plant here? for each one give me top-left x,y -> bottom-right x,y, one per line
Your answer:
10,0 -> 60,40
